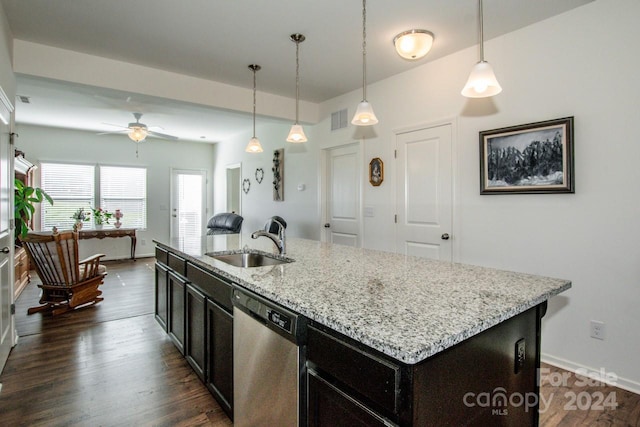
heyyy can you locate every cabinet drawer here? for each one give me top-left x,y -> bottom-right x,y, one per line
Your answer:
155,247 -> 169,266
307,326 -> 400,415
168,252 -> 186,277
308,369 -> 391,427
186,263 -> 233,312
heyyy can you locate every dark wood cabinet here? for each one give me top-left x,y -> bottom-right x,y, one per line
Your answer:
186,284 -> 207,380
154,245 -> 234,418
168,270 -> 186,355
206,299 -> 234,419
307,304 -> 545,426
154,263 -> 168,331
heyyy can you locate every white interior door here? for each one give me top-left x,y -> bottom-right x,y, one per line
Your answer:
170,169 -> 206,251
396,123 -> 453,261
323,143 -> 361,247
0,88 -> 15,373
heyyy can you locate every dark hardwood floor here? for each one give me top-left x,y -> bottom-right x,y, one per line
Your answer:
0,259 -> 638,426
0,258 -> 232,427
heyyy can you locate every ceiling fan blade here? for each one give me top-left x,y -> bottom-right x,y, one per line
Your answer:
148,130 -> 179,140
101,122 -> 129,129
97,130 -> 129,136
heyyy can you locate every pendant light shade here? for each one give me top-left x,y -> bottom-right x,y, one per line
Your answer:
246,64 -> 263,153
286,124 -> 307,143
287,33 -> 308,143
461,61 -> 502,97
393,29 -> 434,60
461,0 -> 502,98
352,0 -> 378,126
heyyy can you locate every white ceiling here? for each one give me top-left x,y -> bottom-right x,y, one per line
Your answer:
2,0 -> 593,142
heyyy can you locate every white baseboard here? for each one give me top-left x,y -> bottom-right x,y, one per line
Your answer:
542,353 -> 640,395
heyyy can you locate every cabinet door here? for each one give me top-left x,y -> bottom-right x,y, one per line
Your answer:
154,263 -> 169,331
186,284 -> 206,381
168,271 -> 186,355
308,370 -> 390,427
206,299 -> 233,418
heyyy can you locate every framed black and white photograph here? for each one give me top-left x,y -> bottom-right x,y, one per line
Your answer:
479,117 -> 574,194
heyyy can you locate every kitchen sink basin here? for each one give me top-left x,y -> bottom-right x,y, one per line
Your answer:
208,252 -> 293,268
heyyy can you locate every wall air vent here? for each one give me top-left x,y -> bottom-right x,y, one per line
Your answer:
331,108 -> 348,131
18,95 -> 31,104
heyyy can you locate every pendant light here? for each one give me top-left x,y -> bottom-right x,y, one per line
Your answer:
461,0 -> 502,98
286,34 -> 308,143
246,64 -> 264,153
352,0 -> 378,126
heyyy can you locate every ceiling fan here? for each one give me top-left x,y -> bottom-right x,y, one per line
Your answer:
100,112 -> 178,156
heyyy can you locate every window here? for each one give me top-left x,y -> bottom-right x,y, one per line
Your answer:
40,163 -> 95,231
100,166 -> 147,229
40,163 -> 147,230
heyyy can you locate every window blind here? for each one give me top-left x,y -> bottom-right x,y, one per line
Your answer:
40,163 -> 95,230
100,166 -> 147,229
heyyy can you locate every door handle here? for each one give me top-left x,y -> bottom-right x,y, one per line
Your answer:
441,233 -> 450,240
324,223 -> 330,228
1,247 -> 10,254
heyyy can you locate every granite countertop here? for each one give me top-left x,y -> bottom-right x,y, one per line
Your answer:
155,234 -> 571,365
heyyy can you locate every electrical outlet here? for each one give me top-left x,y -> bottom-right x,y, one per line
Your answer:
590,320 -> 605,340
514,338 -> 526,374
141,239 -> 147,246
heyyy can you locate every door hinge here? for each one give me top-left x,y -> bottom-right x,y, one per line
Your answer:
394,149 -> 397,159
9,132 -> 17,145
394,214 -> 397,224
10,304 -> 15,315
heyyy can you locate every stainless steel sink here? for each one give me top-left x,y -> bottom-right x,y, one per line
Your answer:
208,252 -> 292,268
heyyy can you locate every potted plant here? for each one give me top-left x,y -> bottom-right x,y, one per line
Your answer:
71,207 -> 90,230
91,207 -> 113,228
14,178 -> 54,239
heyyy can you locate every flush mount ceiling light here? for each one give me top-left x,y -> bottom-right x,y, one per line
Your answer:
246,64 -> 264,153
286,33 -> 308,143
393,29 -> 434,60
462,0 -> 502,98
352,0 -> 378,126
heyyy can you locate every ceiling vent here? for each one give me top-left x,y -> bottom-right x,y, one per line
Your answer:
18,95 -> 31,104
331,108 -> 348,131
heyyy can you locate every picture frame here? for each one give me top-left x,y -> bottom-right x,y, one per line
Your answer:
479,117 -> 574,194
369,157 -> 384,186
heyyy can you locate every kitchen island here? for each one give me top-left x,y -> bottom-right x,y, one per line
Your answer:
154,234 -> 571,426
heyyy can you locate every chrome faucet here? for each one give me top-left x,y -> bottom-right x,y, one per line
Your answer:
251,219 -> 286,255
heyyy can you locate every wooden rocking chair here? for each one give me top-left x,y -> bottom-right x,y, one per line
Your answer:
21,229 -> 107,316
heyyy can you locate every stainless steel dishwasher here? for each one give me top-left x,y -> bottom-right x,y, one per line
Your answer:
232,288 -> 307,427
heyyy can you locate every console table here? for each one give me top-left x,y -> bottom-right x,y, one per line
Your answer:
79,228 -> 137,260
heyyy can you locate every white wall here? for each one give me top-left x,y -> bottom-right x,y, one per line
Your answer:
212,122 -> 320,240
0,2 -> 15,99
14,124 -> 216,260
311,0 -> 640,390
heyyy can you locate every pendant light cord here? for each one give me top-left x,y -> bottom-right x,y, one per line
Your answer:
478,0 -> 484,61
252,68 -> 257,138
361,0 -> 368,101
295,39 -> 300,125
